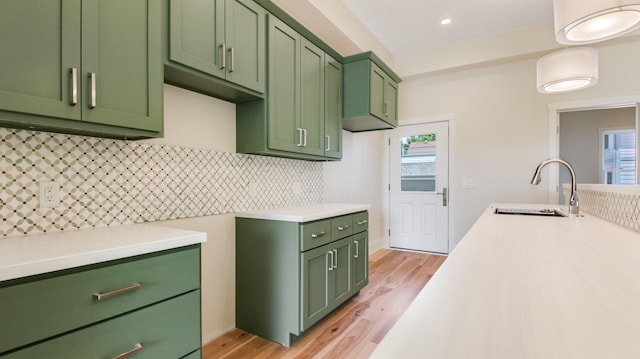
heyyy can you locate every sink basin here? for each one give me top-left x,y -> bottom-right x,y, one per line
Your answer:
494,207 -> 567,217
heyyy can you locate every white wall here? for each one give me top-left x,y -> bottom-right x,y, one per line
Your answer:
323,130 -> 388,252
144,85 -> 237,343
399,40 -> 640,249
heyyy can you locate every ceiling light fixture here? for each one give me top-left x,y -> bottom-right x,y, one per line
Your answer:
440,18 -> 451,25
536,47 -> 599,94
554,0 -> 640,44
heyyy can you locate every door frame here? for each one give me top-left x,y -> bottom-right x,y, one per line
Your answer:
548,95 -> 640,203
384,116 -> 456,253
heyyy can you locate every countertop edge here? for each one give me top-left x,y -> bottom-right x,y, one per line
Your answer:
235,203 -> 371,222
0,224 -> 207,282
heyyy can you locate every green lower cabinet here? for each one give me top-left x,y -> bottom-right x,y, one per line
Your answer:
0,245 -> 202,358
236,212 -> 367,347
3,291 -> 201,359
0,0 -> 162,139
301,236 -> 353,331
352,231 -> 369,292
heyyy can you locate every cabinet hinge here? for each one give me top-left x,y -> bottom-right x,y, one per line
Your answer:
388,184 -> 391,191
388,138 -> 391,146
388,229 -> 391,236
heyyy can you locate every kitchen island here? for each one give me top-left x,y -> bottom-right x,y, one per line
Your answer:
371,203 -> 640,359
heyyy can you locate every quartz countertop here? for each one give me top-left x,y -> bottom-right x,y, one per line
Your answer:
235,203 -> 370,222
0,224 -> 206,282
371,203 -> 640,359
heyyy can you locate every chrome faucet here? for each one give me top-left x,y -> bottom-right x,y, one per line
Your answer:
531,158 -> 579,215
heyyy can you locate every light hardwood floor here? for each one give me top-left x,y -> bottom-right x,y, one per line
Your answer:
203,249 -> 446,359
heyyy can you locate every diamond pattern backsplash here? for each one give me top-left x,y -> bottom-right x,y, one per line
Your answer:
563,184 -> 640,232
1,128 -> 323,237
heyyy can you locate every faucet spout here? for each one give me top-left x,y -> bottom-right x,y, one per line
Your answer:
531,158 -> 579,215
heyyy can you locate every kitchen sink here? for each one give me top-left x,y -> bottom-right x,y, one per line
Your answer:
494,207 -> 567,217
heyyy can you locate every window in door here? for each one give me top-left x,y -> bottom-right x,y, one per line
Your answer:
400,134 -> 436,192
600,128 -> 636,185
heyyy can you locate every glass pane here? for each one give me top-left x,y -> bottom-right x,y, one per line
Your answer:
400,134 -> 436,192
602,130 -> 636,185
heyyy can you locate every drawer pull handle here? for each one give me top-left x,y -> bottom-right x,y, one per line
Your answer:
311,231 -> 326,239
94,282 -> 141,301
354,240 -> 359,258
328,251 -> 334,271
69,67 -> 78,106
333,249 -> 338,268
356,220 -> 368,225
337,224 -> 349,231
112,342 -> 143,359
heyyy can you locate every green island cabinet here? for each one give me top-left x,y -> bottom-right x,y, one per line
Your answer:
236,14 -> 343,161
0,245 -> 202,359
0,0 -> 163,140
342,52 -> 402,132
236,210 -> 369,346
165,0 -> 266,102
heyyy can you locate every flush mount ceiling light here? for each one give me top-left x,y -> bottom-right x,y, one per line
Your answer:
554,0 -> 640,44
440,18 -> 452,25
536,47 -> 599,94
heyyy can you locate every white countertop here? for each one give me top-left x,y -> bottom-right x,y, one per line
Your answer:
371,203 -> 640,359
0,224 -> 206,282
235,203 -> 370,222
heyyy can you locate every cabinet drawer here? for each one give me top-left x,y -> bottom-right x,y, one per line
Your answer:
352,211 -> 369,233
3,290 -> 201,359
300,219 -> 332,251
331,215 -> 353,241
0,246 -> 200,354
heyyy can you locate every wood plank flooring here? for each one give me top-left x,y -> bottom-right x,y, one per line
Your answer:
203,249 -> 446,359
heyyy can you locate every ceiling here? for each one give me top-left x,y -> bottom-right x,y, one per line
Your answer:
339,0 -> 554,56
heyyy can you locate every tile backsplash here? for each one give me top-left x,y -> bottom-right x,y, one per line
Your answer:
1,128 -> 323,237
563,184 -> 640,232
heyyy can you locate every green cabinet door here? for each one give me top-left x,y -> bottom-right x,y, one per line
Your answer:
225,0 -> 265,93
267,15 -> 301,153
301,244 -> 331,331
324,56 -> 342,159
385,77 -> 399,126
0,0 -> 81,121
300,38 -> 325,156
331,236 -> 353,307
81,0 -> 162,132
352,231 -> 368,292
369,62 -> 387,120
169,0 -> 226,79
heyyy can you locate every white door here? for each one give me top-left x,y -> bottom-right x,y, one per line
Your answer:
389,121 -> 449,253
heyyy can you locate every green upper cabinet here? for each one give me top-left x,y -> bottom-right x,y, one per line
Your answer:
324,57 -> 343,159
166,0 -> 266,101
266,15 -> 300,153
300,38 -> 325,157
236,14 -> 342,161
0,0 -> 81,122
342,51 -> 401,132
0,0 -> 163,140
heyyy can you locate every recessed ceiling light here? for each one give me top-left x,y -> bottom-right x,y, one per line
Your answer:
441,18 -> 452,25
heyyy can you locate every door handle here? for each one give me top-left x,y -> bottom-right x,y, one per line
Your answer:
333,249 -> 338,268
328,251 -> 334,271
228,47 -> 235,72
297,128 -> 304,147
69,67 -> 78,106
325,135 -> 330,152
88,72 -> 96,109
219,43 -> 226,69
436,187 -> 448,207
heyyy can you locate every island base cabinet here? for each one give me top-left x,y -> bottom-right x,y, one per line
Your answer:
236,211 -> 368,347
2,290 -> 201,359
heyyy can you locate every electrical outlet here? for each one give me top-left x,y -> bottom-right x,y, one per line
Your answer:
39,181 -> 59,208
